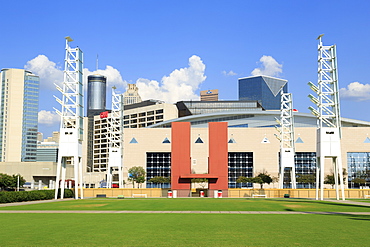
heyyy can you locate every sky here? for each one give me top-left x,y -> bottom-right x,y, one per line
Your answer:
1,0 -> 370,137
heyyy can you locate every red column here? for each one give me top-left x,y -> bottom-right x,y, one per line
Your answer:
171,122 -> 191,194
208,122 -> 228,194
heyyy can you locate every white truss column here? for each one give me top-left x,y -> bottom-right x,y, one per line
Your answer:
308,34 -> 345,201
275,90 -> 296,189
106,87 -> 124,188
54,37 -> 84,200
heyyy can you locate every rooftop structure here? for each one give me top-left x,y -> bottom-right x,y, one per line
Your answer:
238,75 -> 288,110
200,89 -> 219,101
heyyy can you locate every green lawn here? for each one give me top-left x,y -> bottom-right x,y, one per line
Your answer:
0,213 -> 369,246
2,198 -> 370,212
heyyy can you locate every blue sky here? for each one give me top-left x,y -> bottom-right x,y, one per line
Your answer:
1,0 -> 370,137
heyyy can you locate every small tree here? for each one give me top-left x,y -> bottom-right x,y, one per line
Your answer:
296,174 -> 316,189
352,178 -> 366,188
0,173 -> 25,191
0,173 -> 12,191
191,178 -> 208,189
128,166 -> 146,188
238,173 -> 272,189
324,169 -> 347,189
255,172 -> 272,189
148,176 -> 170,188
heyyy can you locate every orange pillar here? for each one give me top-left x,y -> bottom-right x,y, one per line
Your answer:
208,122 -> 228,197
171,122 -> 191,196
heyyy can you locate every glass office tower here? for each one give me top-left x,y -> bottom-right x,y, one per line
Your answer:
0,69 -> 39,162
87,74 -> 107,171
238,75 -> 288,110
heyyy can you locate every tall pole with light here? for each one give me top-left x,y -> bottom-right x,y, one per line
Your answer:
54,37 -> 84,199
308,34 -> 345,201
106,87 -> 124,188
275,90 -> 296,189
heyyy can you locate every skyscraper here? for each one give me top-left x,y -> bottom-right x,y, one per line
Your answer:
0,68 -> 39,162
238,75 -> 288,110
200,89 -> 219,101
124,84 -> 142,105
87,74 -> 107,171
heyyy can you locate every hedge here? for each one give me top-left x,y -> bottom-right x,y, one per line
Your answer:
0,189 -> 74,204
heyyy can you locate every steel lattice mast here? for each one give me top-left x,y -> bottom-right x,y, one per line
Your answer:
106,87 -> 124,188
308,34 -> 345,201
275,90 -> 296,189
54,37 -> 84,199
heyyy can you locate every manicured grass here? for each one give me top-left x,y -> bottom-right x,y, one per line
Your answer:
2,198 -> 370,212
0,213 -> 369,246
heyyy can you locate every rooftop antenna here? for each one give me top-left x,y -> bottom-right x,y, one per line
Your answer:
96,54 -> 99,71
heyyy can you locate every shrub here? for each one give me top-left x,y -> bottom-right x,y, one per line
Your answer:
0,189 -> 74,204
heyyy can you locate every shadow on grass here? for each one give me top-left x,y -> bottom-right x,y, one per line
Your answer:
268,198 -> 370,210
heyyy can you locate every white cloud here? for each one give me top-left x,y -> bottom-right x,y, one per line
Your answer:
24,55 -> 64,90
340,82 -> 370,101
136,55 -> 206,103
24,55 -> 126,91
222,70 -> 237,76
38,110 -> 60,126
251,55 -> 282,77
83,66 -> 126,91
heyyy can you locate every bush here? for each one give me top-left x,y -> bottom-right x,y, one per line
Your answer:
0,189 -> 74,204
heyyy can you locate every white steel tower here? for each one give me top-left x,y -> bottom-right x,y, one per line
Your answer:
106,87 -> 124,188
54,37 -> 84,199
308,34 -> 345,201
275,90 -> 296,189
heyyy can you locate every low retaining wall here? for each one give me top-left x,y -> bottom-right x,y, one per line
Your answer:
228,189 -> 370,199
83,188 -> 163,198
82,188 -> 370,199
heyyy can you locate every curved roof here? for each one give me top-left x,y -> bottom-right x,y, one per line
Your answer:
149,110 -> 370,128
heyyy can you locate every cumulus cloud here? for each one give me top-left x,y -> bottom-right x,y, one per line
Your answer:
222,70 -> 237,76
136,55 -> 206,103
83,66 -> 126,90
38,110 -> 60,126
340,82 -> 370,101
24,55 -> 126,91
25,55 -> 64,90
251,55 -> 282,77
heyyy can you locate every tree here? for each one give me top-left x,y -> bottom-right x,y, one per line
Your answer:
324,169 -> 347,189
0,173 -> 25,191
148,176 -> 170,188
255,172 -> 272,189
0,173 -> 12,191
237,172 -> 272,189
128,166 -> 146,188
191,178 -> 208,189
352,178 -> 366,187
296,174 -> 316,189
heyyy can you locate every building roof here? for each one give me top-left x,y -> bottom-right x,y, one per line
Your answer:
149,110 -> 370,128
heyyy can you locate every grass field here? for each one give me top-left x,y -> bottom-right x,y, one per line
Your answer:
0,213 -> 369,246
2,198 -> 370,212
1,198 -> 370,246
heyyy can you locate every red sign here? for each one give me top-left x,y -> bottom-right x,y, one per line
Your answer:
100,111 -> 108,118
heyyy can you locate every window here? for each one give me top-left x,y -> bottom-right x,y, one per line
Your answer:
146,152 -> 171,188
228,152 -> 253,188
347,152 -> 370,189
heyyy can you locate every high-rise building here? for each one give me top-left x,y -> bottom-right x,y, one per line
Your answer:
124,84 -> 142,105
238,75 -> 288,110
87,74 -> 107,114
87,74 -> 107,171
200,89 -> 219,101
0,68 -> 39,162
